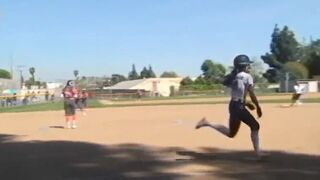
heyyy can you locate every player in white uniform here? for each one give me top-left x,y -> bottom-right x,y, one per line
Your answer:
290,82 -> 305,106
195,54 -> 264,159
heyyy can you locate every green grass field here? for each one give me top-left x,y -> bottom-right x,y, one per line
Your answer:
0,99 -> 105,113
102,97 -> 320,108
110,92 -> 289,102
1,96 -> 319,113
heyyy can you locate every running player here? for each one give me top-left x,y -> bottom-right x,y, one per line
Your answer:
79,89 -> 89,116
195,54 -> 264,159
290,82 -> 305,106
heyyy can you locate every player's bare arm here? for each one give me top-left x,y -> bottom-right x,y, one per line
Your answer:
248,85 -> 262,118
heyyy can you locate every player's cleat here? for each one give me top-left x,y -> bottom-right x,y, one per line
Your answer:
195,118 -> 209,129
72,124 -> 77,129
66,122 -> 72,129
243,152 -> 269,162
255,152 -> 269,161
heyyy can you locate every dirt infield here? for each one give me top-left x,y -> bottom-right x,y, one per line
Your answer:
0,103 -> 319,179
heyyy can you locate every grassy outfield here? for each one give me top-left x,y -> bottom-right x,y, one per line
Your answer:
111,92 -> 291,102
0,99 -> 105,113
0,97 -> 319,113
101,97 -> 320,108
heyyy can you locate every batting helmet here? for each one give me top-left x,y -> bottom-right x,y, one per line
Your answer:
66,80 -> 75,87
233,54 -> 253,68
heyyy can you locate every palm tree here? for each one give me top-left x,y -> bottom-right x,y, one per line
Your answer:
29,67 -> 35,83
73,70 -> 79,80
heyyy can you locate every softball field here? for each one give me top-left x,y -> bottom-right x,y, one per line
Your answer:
0,100 -> 319,179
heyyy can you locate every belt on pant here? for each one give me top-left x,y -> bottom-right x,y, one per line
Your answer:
231,98 -> 244,103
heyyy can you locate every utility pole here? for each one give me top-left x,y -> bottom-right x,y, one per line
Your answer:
10,55 -> 14,79
17,65 -> 26,89
285,72 -> 289,92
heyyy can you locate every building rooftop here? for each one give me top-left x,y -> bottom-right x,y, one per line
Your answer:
103,79 -> 147,90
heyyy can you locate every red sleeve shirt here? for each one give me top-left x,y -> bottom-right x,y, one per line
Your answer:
63,87 -> 78,99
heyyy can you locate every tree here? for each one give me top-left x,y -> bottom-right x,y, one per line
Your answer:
140,67 -> 149,79
305,52 -> 320,77
0,69 -> 11,79
111,74 -> 127,85
180,77 -> 193,86
262,25 -> 300,82
147,65 -> 156,78
201,59 -> 226,83
194,76 -> 207,85
284,62 -> 309,80
24,79 -> 32,89
271,25 -> 299,63
128,64 -> 139,80
201,60 -> 214,76
81,76 -> 87,80
41,82 -> 47,88
73,70 -> 79,80
34,81 -> 41,88
76,76 -> 88,89
29,67 -> 35,83
263,68 -> 281,83
301,39 -> 320,77
160,71 -> 179,78
102,77 -> 112,87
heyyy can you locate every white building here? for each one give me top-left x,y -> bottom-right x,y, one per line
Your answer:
280,79 -> 319,93
297,80 -> 319,93
104,78 -> 183,97
46,82 -> 63,89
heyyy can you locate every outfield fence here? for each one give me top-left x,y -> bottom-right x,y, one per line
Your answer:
0,92 -> 60,108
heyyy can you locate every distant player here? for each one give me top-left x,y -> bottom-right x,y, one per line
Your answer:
195,54 -> 264,159
290,82 -> 305,106
74,87 -> 81,109
62,80 -> 78,129
79,89 -> 89,116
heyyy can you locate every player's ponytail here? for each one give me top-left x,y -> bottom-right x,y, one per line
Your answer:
222,69 -> 238,87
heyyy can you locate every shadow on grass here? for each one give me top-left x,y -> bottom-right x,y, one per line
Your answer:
0,134 -> 319,180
